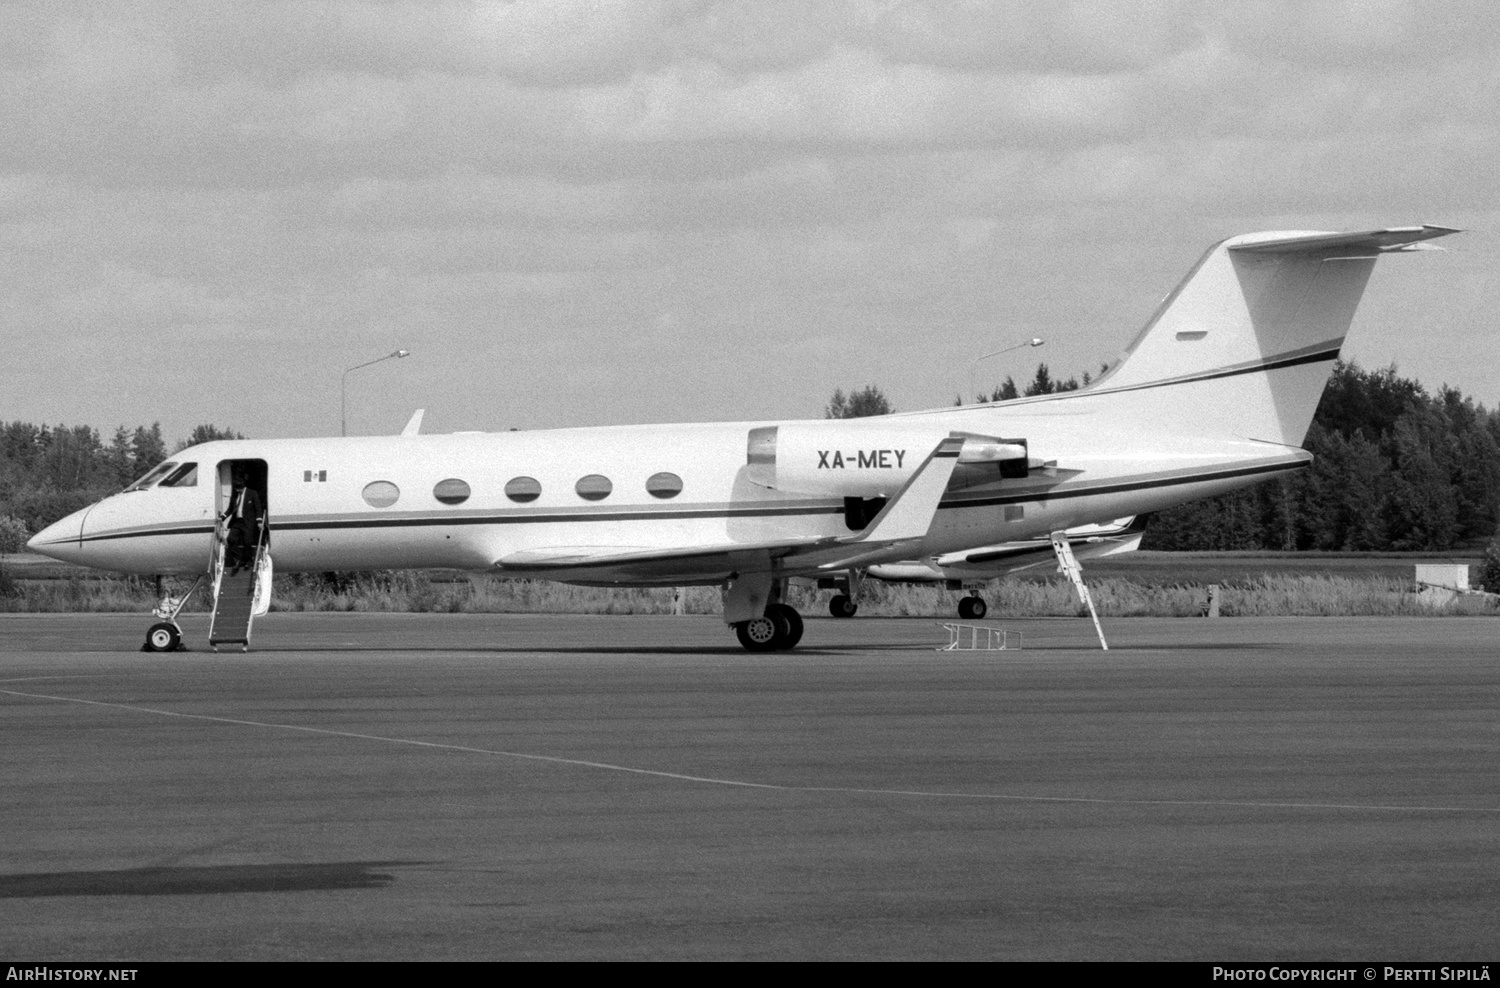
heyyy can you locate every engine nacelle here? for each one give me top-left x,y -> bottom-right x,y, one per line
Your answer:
747,423 -> 1028,497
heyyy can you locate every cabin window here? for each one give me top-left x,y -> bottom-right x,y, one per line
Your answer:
158,463 -> 198,488
646,472 -> 683,499
504,477 -> 541,503
125,461 -> 177,491
433,478 -> 470,505
575,474 -> 612,501
362,481 -> 400,508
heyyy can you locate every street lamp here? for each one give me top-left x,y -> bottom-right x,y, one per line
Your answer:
968,338 -> 1044,404
341,349 -> 411,436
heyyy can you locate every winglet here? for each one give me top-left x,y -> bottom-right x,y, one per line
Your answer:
847,436 -> 964,544
400,409 -> 425,436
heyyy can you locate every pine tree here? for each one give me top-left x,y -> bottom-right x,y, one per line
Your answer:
825,385 -> 892,419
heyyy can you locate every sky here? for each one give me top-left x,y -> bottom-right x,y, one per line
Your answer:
3,0 -> 1498,444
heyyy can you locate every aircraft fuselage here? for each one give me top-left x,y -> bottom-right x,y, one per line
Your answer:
30,408 -> 1307,583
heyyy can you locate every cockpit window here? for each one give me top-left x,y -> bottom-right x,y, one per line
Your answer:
124,462 -> 178,492
158,462 -> 198,488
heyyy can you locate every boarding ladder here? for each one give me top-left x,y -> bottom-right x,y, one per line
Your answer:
208,520 -> 267,652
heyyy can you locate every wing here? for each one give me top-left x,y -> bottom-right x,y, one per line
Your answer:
940,515 -> 1147,567
494,436 -> 965,583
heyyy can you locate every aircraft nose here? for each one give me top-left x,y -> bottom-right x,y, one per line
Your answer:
25,506 -> 92,565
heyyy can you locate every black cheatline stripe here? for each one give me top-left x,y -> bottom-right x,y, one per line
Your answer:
74,504 -> 846,543
1130,346 -> 1343,392
274,502 -> 845,533
961,345 -> 1342,410
79,525 -> 216,544
939,459 -> 1307,510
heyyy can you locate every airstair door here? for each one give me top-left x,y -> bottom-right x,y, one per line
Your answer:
208,459 -> 269,652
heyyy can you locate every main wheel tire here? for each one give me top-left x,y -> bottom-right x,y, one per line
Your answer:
828,594 -> 858,618
768,603 -> 804,649
735,616 -> 780,651
145,622 -> 181,652
958,596 -> 988,620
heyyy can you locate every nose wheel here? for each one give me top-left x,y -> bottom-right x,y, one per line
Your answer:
143,622 -> 184,652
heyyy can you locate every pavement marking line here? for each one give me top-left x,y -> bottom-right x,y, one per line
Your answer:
5,686 -> 1498,815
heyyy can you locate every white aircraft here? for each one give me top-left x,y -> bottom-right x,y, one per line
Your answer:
28,225 -> 1456,652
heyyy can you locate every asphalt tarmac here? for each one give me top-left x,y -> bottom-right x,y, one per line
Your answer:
2,612 -> 1497,961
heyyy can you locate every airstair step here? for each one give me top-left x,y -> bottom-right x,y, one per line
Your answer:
209,556 -> 263,647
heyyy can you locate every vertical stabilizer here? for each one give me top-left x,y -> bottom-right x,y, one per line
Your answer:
1090,225 -> 1457,446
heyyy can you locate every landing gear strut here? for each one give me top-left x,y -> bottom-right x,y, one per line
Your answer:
825,567 -> 864,618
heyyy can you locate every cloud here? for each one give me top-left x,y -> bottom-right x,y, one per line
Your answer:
3,1 -> 1498,438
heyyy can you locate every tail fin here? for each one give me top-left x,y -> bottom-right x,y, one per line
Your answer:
1090,225 -> 1458,446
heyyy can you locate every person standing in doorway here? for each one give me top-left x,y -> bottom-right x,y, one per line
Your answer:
223,467 -> 265,576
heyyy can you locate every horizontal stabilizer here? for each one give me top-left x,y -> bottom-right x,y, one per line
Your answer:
1084,223 -> 1459,447
1229,225 -> 1459,255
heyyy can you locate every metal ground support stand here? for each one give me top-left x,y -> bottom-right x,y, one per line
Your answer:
938,623 -> 1020,651
1050,530 -> 1108,651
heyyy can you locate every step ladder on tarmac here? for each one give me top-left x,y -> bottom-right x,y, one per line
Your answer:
938,623 -> 1020,651
208,523 -> 268,653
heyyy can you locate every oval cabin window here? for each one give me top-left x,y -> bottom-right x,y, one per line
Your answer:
433,478 -> 470,505
575,474 -> 612,501
362,481 -> 400,508
504,476 -> 541,503
646,472 -> 683,499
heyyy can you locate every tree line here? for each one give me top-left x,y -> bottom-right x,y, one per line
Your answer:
0,423 -> 242,550
1143,362 -> 1500,551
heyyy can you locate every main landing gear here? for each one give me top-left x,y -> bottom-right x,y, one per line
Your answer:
956,593 -> 988,620
141,575 -> 202,652
824,567 -> 864,618
735,602 -> 804,652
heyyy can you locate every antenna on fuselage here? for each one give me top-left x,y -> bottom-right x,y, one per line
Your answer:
400,409 -> 425,436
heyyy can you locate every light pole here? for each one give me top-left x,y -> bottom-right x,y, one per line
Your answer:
341,349 -> 411,436
968,338 -> 1044,404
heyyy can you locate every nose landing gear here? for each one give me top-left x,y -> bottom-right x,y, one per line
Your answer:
141,575 -> 202,652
